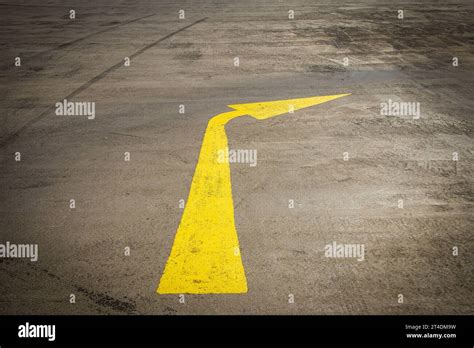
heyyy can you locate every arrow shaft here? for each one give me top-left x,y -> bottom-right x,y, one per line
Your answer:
158,111 -> 248,294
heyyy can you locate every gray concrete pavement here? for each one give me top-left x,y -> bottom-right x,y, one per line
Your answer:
0,0 -> 473,314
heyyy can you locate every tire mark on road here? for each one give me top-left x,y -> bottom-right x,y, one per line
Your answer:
0,17 -> 208,149
0,258 -> 137,314
29,13 -> 157,60
0,12 -> 156,72
0,3 -> 74,8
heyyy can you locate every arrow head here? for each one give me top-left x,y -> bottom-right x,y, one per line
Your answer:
227,94 -> 350,120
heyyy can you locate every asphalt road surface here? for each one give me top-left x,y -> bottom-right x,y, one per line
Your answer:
0,0 -> 473,314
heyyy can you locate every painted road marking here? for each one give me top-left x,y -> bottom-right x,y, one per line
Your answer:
157,94 -> 350,294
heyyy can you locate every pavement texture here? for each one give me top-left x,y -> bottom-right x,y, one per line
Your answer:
0,0 -> 473,314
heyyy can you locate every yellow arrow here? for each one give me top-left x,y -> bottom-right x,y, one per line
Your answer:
157,94 -> 350,294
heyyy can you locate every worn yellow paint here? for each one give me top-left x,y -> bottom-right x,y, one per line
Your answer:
228,94 -> 350,120
157,94 -> 350,294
